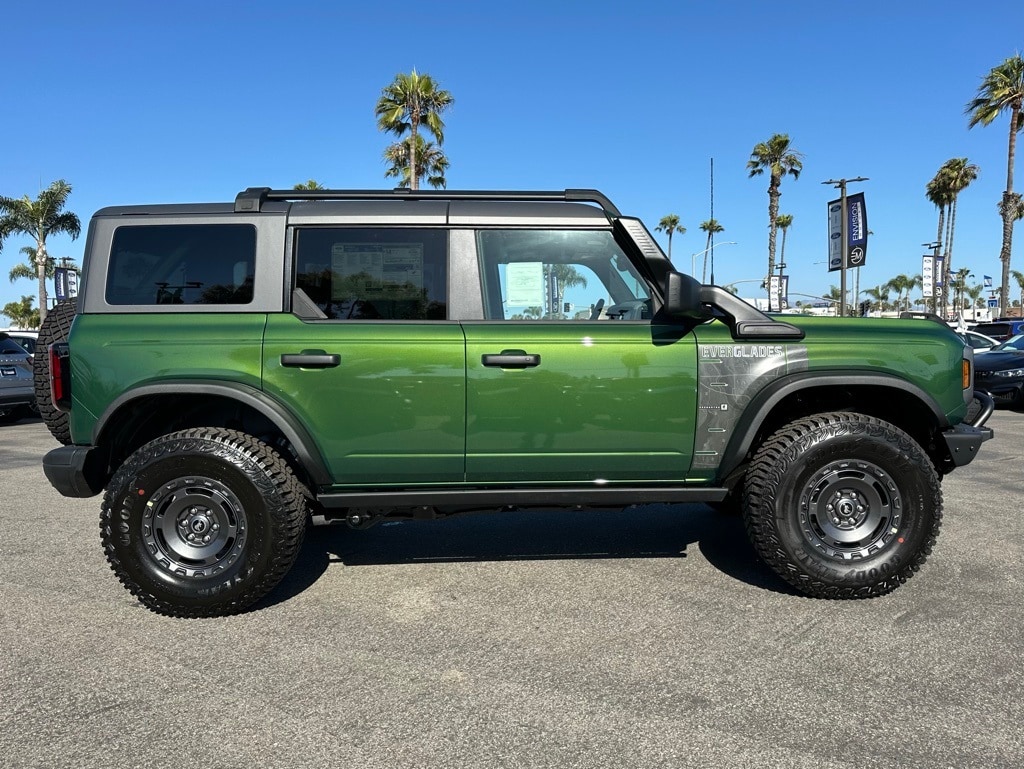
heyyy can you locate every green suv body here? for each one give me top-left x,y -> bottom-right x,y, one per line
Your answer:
41,188 -> 993,616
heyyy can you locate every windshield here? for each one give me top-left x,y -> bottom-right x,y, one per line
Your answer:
992,334 -> 1024,351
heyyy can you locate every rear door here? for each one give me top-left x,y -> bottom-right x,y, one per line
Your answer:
461,228 -> 698,483
262,225 -> 466,486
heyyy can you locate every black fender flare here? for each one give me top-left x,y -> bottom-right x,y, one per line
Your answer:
92,380 -> 332,486
716,371 -> 950,481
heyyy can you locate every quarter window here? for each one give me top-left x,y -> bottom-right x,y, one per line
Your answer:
106,224 -> 256,305
294,228 -> 448,320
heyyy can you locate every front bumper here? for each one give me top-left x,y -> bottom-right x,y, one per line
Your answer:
43,444 -> 106,497
941,391 -> 995,468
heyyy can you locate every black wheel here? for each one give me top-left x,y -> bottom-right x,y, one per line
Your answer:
744,412 -> 942,598
33,298 -> 77,444
100,428 -> 309,617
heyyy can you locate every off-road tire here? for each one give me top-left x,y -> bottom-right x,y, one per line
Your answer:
33,298 -> 77,444
100,428 -> 308,618
744,412 -> 942,598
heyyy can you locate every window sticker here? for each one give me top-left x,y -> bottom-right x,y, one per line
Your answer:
330,243 -> 424,297
506,262 -> 544,307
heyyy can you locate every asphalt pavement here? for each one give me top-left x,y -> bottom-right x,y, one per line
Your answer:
1,412 -> 1021,769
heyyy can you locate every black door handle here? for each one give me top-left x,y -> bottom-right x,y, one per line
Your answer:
481,352 -> 541,369
281,353 -> 341,368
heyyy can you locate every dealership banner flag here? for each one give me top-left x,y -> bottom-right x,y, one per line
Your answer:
846,193 -> 868,268
984,275 -> 993,287
827,199 -> 843,271
826,193 -> 868,271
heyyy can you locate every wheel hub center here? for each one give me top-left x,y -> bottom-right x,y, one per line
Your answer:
178,506 -> 220,544
826,490 -> 868,529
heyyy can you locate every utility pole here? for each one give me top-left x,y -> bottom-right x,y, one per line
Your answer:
822,176 -> 868,317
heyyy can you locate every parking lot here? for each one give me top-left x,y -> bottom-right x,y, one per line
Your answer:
1,412 -> 1021,769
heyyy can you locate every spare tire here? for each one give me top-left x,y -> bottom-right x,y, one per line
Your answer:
33,299 -> 77,445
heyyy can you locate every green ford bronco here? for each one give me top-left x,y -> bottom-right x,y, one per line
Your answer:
39,188 -> 994,617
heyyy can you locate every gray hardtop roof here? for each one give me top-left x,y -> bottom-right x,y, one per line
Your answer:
92,202 -> 266,218
233,187 -> 622,218
286,199 -> 611,227
93,193 -> 616,228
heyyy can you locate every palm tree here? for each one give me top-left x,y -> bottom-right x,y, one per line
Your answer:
698,218 -> 725,282
747,134 -> 803,309
545,264 -> 588,317
886,274 -> 922,313
966,54 -> 1024,314
1012,269 -> 1024,310
949,267 -> 973,317
375,69 -> 454,190
864,285 -> 890,314
925,172 -> 954,312
0,180 -> 81,324
1,296 -> 38,329
826,285 -> 844,315
9,246 -> 43,283
776,213 -> 794,270
655,214 -> 686,260
936,158 -> 980,308
965,283 -> 985,319
383,135 -> 450,189
293,180 -> 326,190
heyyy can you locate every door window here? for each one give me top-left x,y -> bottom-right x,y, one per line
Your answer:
476,229 -> 651,320
294,228 -> 447,320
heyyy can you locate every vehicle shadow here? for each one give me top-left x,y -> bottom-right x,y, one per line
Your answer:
259,504 -> 797,609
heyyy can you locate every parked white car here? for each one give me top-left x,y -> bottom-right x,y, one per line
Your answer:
0,329 -> 38,356
959,329 -> 1000,354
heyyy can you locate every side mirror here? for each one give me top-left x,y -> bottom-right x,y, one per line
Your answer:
662,271 -> 704,320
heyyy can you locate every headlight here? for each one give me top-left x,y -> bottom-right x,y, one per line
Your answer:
995,368 -> 1024,377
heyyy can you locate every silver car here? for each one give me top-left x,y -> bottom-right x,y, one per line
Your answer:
0,333 -> 36,424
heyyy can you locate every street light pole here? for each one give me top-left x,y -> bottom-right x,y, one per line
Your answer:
690,242 -> 737,282
822,176 -> 868,317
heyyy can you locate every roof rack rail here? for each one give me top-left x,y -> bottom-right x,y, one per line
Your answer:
233,187 -> 622,218
899,311 -> 949,326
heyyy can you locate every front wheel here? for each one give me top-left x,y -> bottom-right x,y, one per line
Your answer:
100,428 -> 308,617
744,412 -> 941,598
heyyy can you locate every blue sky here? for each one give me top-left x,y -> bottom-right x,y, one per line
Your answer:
2,0 -> 1023,319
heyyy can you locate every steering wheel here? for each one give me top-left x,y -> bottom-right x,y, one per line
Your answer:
589,298 -> 605,320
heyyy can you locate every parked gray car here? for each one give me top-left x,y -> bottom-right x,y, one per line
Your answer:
0,333 -> 37,423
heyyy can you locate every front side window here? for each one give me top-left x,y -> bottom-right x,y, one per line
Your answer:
106,224 -> 256,305
294,228 -> 447,320
476,229 -> 651,320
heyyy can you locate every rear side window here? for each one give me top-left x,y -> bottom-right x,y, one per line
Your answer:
0,337 -> 27,355
106,224 -> 256,305
972,323 -> 1011,339
294,228 -> 448,320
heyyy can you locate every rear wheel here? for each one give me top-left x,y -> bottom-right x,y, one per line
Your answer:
33,298 -> 77,444
744,412 -> 941,598
100,428 -> 309,617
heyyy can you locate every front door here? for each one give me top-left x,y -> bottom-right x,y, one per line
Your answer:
463,228 -> 698,483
